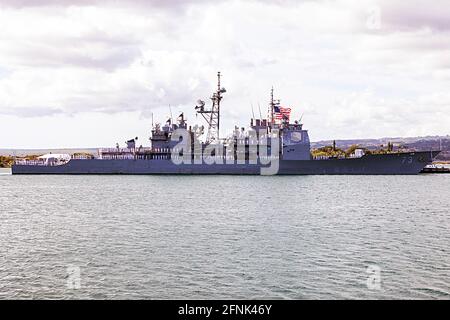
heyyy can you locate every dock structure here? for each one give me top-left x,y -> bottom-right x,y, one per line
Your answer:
421,165 -> 450,173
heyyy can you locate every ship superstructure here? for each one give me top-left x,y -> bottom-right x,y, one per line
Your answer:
12,72 -> 440,175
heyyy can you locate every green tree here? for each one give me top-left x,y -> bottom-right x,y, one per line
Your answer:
0,156 -> 13,168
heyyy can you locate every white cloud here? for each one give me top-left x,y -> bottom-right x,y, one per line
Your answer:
0,0 -> 449,148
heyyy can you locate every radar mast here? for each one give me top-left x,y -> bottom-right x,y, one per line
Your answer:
195,72 -> 226,143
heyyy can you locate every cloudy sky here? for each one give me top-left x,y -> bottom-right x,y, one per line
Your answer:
0,0 -> 449,148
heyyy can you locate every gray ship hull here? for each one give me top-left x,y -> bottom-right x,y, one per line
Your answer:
11,151 -> 439,175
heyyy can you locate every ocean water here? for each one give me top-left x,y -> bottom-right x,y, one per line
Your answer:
0,171 -> 449,299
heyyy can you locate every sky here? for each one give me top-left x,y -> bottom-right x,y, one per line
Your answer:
0,0 -> 449,148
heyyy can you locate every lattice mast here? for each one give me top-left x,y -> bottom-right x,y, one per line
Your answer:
195,72 -> 226,143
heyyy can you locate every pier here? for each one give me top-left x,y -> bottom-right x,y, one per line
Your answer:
421,165 -> 450,173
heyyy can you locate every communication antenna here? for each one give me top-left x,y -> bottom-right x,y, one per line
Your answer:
299,113 -> 304,124
258,102 -> 262,119
168,104 -> 173,124
251,103 -> 255,120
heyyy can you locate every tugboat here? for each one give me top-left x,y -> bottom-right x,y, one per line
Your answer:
12,72 -> 440,175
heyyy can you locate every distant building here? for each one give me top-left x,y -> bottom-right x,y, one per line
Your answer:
354,149 -> 365,158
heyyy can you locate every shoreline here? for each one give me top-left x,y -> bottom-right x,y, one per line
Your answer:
0,168 -> 11,174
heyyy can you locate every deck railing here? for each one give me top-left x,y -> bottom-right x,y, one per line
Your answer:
14,159 -> 69,166
99,147 -> 153,154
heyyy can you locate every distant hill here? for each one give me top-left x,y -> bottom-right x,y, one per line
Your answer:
312,135 -> 450,161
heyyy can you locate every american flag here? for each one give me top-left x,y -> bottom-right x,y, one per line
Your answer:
274,106 -> 291,120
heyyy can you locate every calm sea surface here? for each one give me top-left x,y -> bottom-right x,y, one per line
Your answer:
0,169 -> 449,299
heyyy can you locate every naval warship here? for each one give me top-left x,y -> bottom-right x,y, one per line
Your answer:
12,72 -> 440,175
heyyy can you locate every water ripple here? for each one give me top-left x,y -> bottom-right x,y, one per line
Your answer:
0,174 -> 449,299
